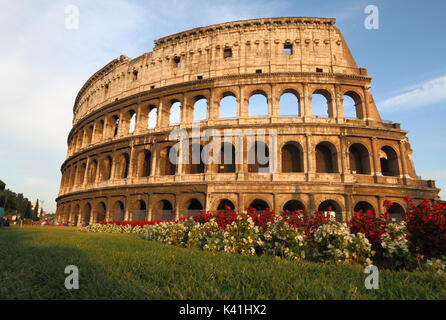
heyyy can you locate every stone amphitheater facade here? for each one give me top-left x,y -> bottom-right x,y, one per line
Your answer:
55,17 -> 439,226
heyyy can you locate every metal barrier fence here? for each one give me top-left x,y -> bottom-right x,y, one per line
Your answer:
154,210 -> 175,221
131,210 -> 147,221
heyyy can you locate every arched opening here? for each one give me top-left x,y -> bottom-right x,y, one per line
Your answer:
72,205 -> 80,226
219,93 -> 237,119
148,107 -> 157,129
248,91 -> 268,117
82,203 -> 92,226
169,101 -> 181,126
217,199 -> 235,212
185,198 -> 203,217
315,142 -> 338,173
132,200 -> 147,221
249,199 -> 270,214
283,200 -> 305,213
113,115 -> 120,137
248,141 -> 270,173
354,201 -> 375,216
188,144 -> 205,174
113,201 -> 125,221
318,200 -> 342,222
87,160 -> 98,183
312,90 -> 331,118
159,146 -> 176,176
380,146 -> 400,177
155,200 -> 174,221
280,90 -> 300,117
282,142 -> 303,172
349,143 -> 371,174
219,143 -> 236,173
117,153 -> 130,179
343,91 -> 363,119
128,110 -> 136,134
95,202 -> 106,223
99,156 -> 112,181
193,97 -> 207,122
136,150 -> 152,177
388,203 -> 405,222
78,163 -> 86,185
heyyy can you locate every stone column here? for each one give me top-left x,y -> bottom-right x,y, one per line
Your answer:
370,137 -> 381,176
302,84 -> 312,120
399,140 -> 409,180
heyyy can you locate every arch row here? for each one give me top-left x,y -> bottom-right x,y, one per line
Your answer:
55,193 -> 410,225
68,83 -> 373,158
61,134 -> 406,194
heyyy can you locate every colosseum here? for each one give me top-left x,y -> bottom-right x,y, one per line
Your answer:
55,17 -> 440,226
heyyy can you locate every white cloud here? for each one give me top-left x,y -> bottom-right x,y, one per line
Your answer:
26,177 -> 45,186
378,75 -> 446,111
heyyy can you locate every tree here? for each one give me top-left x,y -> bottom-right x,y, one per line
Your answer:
0,180 -> 5,191
24,201 -> 32,219
32,199 -> 40,221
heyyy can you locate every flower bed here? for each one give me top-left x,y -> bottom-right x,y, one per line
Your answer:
78,198 -> 446,271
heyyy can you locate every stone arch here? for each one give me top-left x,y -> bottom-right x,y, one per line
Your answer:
184,198 -> 204,217
315,142 -> 338,173
154,199 -> 174,221
87,160 -> 98,183
343,90 -> 364,119
248,199 -> 271,214
248,90 -> 268,117
219,142 -> 236,173
248,141 -> 270,173
77,163 -> 86,186
312,89 -> 332,118
187,143 -> 205,174
193,96 -> 208,122
127,109 -> 137,134
135,149 -> 152,178
72,204 -> 80,226
81,203 -> 92,226
94,202 -> 107,223
388,203 -> 405,222
281,141 -> 304,173
318,200 -> 343,221
116,152 -> 130,179
216,199 -> 235,212
169,100 -> 181,126
132,199 -> 147,221
282,200 -> 305,213
380,146 -> 400,177
219,92 -> 237,119
280,89 -> 300,117
112,200 -> 125,221
354,201 -> 375,215
99,156 -> 113,181
111,114 -> 120,137
348,143 -> 371,174
159,146 -> 176,176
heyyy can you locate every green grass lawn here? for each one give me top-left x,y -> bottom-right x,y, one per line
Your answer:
0,226 -> 445,300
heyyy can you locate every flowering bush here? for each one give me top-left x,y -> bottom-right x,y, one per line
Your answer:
422,257 -> 446,275
380,221 -> 411,268
405,197 -> 446,258
348,210 -> 388,246
79,223 -> 147,235
144,220 -> 195,246
223,212 -> 260,256
261,215 -> 307,260
313,220 -> 373,265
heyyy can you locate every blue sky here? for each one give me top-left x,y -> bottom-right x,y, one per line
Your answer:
0,0 -> 445,213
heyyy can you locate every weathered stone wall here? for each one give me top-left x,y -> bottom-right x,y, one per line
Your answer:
55,17 -> 439,226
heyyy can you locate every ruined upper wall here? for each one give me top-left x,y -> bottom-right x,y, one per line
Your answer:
73,17 -> 363,124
